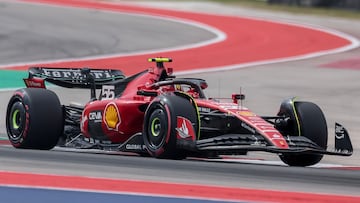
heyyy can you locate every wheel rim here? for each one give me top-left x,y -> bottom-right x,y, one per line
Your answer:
147,108 -> 168,149
151,117 -> 161,137
12,109 -> 21,129
8,102 -> 26,141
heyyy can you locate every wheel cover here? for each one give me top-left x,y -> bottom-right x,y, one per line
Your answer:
8,102 -> 26,140
12,109 -> 20,130
147,108 -> 168,149
151,117 -> 161,137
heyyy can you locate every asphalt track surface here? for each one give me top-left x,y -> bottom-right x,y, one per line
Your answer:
0,0 -> 360,201
0,0 -> 217,65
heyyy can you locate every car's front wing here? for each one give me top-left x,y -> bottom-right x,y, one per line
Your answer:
193,123 -> 352,157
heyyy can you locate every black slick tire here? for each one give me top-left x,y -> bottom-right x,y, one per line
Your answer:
6,88 -> 63,150
279,101 -> 328,166
143,92 -> 199,159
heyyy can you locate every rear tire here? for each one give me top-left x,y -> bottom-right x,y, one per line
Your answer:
6,88 -> 63,150
278,101 -> 328,166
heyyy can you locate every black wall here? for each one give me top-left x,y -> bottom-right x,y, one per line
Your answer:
267,0 -> 360,10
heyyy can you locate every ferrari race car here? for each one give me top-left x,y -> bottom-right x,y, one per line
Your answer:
6,58 -> 353,166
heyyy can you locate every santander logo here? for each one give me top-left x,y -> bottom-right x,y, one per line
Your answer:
180,120 -> 189,136
176,116 -> 196,140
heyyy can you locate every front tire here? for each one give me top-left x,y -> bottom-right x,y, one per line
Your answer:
6,88 -> 63,150
278,100 -> 328,166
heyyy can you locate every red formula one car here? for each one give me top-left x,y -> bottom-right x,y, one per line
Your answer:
6,58 -> 353,166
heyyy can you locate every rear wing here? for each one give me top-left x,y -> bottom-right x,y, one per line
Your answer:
24,67 -> 125,89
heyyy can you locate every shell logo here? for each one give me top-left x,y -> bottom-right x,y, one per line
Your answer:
104,102 -> 121,131
237,111 -> 255,117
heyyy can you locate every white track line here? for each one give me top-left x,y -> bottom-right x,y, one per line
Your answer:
94,1 -> 360,75
176,18 -> 360,75
0,0 -> 226,69
0,1 -> 358,73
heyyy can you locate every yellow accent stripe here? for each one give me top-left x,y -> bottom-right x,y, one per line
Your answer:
192,97 -> 201,140
176,91 -> 201,140
290,97 -> 301,136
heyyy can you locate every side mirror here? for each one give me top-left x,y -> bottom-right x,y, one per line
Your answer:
232,93 -> 245,104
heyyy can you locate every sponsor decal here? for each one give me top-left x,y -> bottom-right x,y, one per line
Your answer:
22,105 -> 30,140
42,69 -> 114,79
103,102 -> 121,131
240,116 -> 287,147
125,144 -> 146,150
24,79 -> 45,88
335,124 -> 345,139
246,116 -> 278,133
272,134 -> 281,138
237,111 -> 255,117
219,103 -> 239,110
89,111 -> 102,122
26,80 -> 41,87
279,140 -> 286,146
80,114 -> 88,133
83,137 -> 111,144
198,107 -> 211,113
176,116 -> 195,140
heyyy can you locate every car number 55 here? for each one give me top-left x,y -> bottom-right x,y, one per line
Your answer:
101,85 -> 115,100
